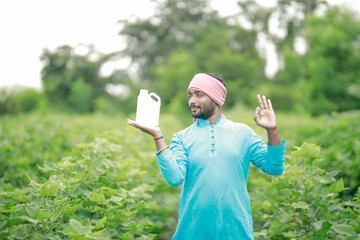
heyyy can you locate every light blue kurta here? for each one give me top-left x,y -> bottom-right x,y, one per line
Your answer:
156,115 -> 285,240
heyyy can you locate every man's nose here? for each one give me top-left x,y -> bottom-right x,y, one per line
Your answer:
189,96 -> 197,105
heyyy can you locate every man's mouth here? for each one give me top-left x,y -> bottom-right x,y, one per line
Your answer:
191,107 -> 200,114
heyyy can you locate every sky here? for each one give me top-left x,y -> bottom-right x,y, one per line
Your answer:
0,0 -> 359,89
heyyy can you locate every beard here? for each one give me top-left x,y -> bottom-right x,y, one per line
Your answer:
189,101 -> 216,119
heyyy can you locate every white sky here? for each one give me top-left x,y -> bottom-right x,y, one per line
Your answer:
0,0 -> 359,89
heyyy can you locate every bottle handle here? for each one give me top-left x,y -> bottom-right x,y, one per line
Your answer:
149,92 -> 161,103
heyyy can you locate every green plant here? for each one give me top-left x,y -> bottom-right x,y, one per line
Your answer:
0,131 -> 178,239
252,143 -> 360,239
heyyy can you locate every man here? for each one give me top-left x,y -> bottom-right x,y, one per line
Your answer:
127,73 -> 285,240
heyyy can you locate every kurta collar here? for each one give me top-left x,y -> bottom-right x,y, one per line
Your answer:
197,114 -> 225,127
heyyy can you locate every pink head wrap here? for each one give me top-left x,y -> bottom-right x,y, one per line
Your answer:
187,73 -> 227,106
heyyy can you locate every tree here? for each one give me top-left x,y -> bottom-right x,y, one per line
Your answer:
237,0 -> 328,56
276,7 -> 360,115
40,45 -> 115,112
119,0 -> 266,111
119,0 -> 213,82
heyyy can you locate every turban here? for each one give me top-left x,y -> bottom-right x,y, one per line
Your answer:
187,73 -> 227,106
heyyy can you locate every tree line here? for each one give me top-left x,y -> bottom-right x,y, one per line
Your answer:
1,0 -> 360,116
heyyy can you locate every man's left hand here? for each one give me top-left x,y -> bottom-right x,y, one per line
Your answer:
253,94 -> 278,130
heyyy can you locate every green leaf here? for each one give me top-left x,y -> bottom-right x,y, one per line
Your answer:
11,196 -> 31,203
101,187 -> 118,197
88,229 -> 106,237
38,161 -> 58,172
344,236 -> 359,240
283,231 -> 296,238
349,201 -> 360,208
6,216 -> 38,227
63,203 -> 82,215
328,204 -> 343,212
91,206 -> 105,213
319,174 -> 337,184
313,220 -> 323,230
0,189 -> 30,198
326,170 -> 341,177
108,196 -> 123,206
55,196 -> 68,205
125,209 -> 138,217
75,143 -> 90,149
293,143 -> 321,158
269,219 -> 288,236
94,217 -> 107,230
292,202 -> 310,209
117,232 -> 133,240
0,207 -> 16,213
69,219 -> 84,231
25,205 -> 37,216
33,210 -> 51,220
331,224 -> 356,236
12,189 -> 31,196
58,159 -> 84,170
130,222 -> 147,235
40,184 -> 59,197
261,200 -> 272,211
62,219 -> 93,236
329,178 -> 345,193
90,192 -> 105,204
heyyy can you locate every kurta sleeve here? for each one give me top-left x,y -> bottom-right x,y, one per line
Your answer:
247,128 -> 286,175
156,132 -> 189,186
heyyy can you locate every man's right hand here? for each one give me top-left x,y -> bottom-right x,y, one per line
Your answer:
127,119 -> 162,138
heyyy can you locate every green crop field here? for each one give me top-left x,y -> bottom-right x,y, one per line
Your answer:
1,110 -> 359,239
2,0 -> 360,238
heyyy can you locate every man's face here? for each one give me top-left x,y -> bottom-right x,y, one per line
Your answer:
188,90 -> 216,119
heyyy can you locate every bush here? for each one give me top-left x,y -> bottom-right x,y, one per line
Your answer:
0,131 -> 178,239
252,82 -> 301,112
68,80 -> 92,113
279,111 -> 360,198
0,87 -> 44,115
251,143 -> 360,239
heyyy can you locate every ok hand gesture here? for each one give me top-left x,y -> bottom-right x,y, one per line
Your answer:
253,95 -> 278,130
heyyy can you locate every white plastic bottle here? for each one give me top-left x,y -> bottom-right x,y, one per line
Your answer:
135,89 -> 161,127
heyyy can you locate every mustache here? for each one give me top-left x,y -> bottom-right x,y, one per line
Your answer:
189,105 -> 200,109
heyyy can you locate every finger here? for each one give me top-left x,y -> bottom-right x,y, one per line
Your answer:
127,119 -> 140,129
267,99 -> 273,111
254,107 -> 261,122
127,119 -> 135,126
257,94 -> 264,110
262,95 -> 269,109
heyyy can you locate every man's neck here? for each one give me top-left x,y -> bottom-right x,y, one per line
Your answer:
207,111 -> 222,125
